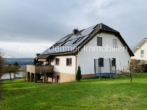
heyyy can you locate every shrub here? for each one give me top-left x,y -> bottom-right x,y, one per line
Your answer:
33,58 -> 36,65
14,62 -> 19,66
76,66 -> 82,81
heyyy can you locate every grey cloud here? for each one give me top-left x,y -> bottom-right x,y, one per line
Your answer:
0,0 -> 147,49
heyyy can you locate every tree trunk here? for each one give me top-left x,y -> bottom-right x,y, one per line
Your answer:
130,73 -> 132,82
10,73 -> 12,81
130,77 -> 132,82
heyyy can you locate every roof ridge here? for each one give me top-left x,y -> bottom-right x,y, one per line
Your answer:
100,23 -> 119,33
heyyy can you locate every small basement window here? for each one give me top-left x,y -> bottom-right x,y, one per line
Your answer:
97,37 -> 102,46
66,58 -> 72,66
112,58 -> 116,66
56,58 -> 60,65
99,58 -> 104,67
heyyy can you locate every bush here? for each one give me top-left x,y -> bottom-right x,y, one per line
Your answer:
33,58 -> 36,65
14,62 -> 19,66
76,66 -> 82,81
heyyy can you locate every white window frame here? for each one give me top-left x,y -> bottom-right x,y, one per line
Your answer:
113,39 -> 117,48
141,50 -> 144,57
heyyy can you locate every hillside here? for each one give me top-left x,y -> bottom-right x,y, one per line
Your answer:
4,58 -> 34,65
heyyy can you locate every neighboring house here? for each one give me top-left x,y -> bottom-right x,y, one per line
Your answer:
26,23 -> 134,83
131,38 -> 147,61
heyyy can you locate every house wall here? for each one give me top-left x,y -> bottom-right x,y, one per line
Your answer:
77,32 -> 130,76
131,40 -> 147,60
47,72 -> 76,83
51,55 -> 76,74
49,55 -> 76,83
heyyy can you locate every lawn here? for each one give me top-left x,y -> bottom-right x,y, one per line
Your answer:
0,73 -> 147,110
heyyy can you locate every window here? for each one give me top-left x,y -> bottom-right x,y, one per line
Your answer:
61,41 -> 70,46
61,42 -> 66,46
50,43 -> 61,49
97,37 -> 102,46
50,46 -> 53,49
141,50 -> 144,57
56,58 -> 60,65
66,58 -> 72,66
112,58 -> 116,66
99,58 -> 104,67
113,39 -> 117,47
73,37 -> 83,44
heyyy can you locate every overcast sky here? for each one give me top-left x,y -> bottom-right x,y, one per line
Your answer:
0,0 -> 147,58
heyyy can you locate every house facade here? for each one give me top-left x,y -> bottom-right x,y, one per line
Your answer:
131,38 -> 147,61
26,23 -> 134,83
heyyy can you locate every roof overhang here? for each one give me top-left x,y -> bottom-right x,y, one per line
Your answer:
132,38 -> 147,53
36,52 -> 76,60
36,54 -> 50,59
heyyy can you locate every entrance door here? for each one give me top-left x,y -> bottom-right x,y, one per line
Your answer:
57,76 -> 59,83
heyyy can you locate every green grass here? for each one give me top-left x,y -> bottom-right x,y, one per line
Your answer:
0,73 -> 147,110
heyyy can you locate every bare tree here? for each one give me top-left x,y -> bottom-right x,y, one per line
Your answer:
0,49 -> 5,79
0,55 -> 5,79
23,69 -> 27,81
0,49 -> 19,80
119,61 -> 137,82
5,64 -> 19,81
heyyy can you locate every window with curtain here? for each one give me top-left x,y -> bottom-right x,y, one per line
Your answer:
97,37 -> 102,46
66,58 -> 72,66
56,58 -> 60,65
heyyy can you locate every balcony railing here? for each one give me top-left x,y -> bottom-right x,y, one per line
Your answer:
26,65 -> 54,73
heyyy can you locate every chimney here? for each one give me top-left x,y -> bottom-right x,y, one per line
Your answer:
36,53 -> 40,57
73,29 -> 79,35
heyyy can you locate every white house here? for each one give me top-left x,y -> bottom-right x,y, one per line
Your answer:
131,38 -> 147,61
26,23 -> 134,83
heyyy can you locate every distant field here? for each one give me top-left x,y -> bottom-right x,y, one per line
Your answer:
0,73 -> 147,110
4,58 -> 34,65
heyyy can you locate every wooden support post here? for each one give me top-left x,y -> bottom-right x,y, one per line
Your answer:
26,73 -> 28,81
26,72 -> 28,81
49,59 -> 51,66
43,73 -> 47,83
30,73 -> 33,82
30,73 -> 32,82
115,66 -> 117,79
34,73 -> 38,83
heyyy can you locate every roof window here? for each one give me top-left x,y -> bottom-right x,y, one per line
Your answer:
73,37 -> 83,44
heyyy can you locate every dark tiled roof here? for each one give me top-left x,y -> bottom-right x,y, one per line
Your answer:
101,23 -> 118,32
38,23 -> 134,57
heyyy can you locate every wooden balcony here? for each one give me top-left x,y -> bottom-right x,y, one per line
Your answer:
26,65 -> 54,73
